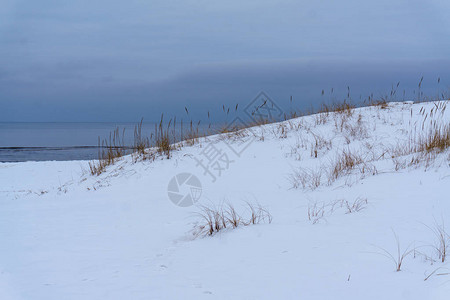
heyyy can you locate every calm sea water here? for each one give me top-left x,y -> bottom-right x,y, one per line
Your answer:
0,122 -> 201,162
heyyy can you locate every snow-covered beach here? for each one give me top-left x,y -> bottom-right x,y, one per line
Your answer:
1,101 -> 449,299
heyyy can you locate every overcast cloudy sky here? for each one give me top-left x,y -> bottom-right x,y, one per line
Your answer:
1,0 -> 450,122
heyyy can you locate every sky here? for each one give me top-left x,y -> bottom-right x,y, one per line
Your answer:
1,0 -> 450,122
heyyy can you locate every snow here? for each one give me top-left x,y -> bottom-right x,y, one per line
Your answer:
0,101 -> 449,299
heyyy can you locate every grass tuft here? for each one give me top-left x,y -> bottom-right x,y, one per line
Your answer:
192,202 -> 272,237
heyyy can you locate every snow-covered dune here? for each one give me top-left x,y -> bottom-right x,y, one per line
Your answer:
1,101 -> 449,299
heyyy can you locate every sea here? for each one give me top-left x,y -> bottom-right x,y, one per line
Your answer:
0,122 -> 195,163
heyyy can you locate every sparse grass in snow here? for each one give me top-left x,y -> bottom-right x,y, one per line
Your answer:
374,231 -> 415,272
290,101 -> 448,191
290,167 -> 323,190
307,202 -> 326,224
192,202 -> 272,237
307,197 -> 369,224
344,197 -> 368,214
425,220 -> 450,263
328,149 -> 364,183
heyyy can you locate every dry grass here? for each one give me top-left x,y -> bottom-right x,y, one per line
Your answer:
224,203 -> 241,228
387,103 -> 449,170
417,123 -> 450,153
425,220 -> 450,263
275,123 -> 288,139
89,128 -> 126,176
192,202 -> 272,237
314,112 -> 329,126
311,132 -> 332,158
332,110 -> 369,143
374,231 -> 415,272
414,102 -> 449,154
344,197 -> 368,214
152,114 -> 174,158
290,100 -> 447,191
328,149 -> 363,182
366,96 -> 389,109
219,126 -> 252,142
308,197 -> 369,224
289,167 -> 323,190
245,201 -> 273,225
423,267 -> 450,281
87,89 -> 448,179
133,118 -> 150,155
308,202 -> 326,224
318,100 -> 355,117
291,150 -> 376,190
307,197 -> 369,224
344,114 -> 369,140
